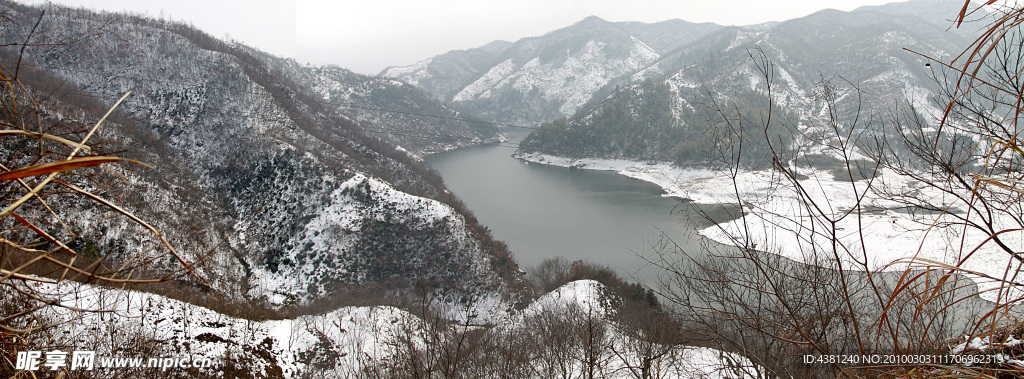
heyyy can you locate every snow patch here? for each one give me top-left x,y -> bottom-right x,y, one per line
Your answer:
517,152 -> 1022,303
380,58 -> 434,87
453,59 -> 517,102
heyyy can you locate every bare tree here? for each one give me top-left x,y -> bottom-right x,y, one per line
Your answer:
0,15 -> 208,378
528,257 -> 573,293
645,45 -> 1000,377
608,300 -> 683,379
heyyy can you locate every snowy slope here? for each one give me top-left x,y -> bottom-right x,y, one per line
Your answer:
1,1 -> 526,314
450,37 -> 660,119
266,60 -> 504,156
18,278 -> 761,378
492,280 -> 762,378
249,173 -> 504,305
18,278 -> 421,378
384,16 -> 670,125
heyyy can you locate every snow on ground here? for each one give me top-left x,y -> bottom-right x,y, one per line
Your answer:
21,278 -> 419,377
950,335 -> 1024,369
504,279 -> 613,324
19,278 -> 762,378
516,152 -> 1024,303
491,279 -> 763,378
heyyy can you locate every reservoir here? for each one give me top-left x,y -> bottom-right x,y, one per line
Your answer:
425,128 -> 728,283
426,128 -> 995,326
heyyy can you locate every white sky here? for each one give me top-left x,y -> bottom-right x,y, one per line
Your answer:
23,0 -> 908,75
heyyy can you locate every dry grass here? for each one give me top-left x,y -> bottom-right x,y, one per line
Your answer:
0,37 -> 208,376
874,1 -> 1024,377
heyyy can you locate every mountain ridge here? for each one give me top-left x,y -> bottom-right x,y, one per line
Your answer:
0,0 -> 529,313
383,0 -> 969,131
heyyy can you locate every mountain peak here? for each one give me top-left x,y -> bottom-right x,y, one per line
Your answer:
578,15 -> 608,24
568,15 -> 616,31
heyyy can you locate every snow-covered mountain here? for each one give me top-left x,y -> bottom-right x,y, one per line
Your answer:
508,0 -> 975,164
382,16 -> 723,125
652,0 -> 971,120
0,0 -> 527,312
270,59 -> 504,156
384,0 -> 969,133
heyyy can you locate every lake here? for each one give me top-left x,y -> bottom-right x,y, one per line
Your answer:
426,128 -> 996,331
425,129 -> 732,284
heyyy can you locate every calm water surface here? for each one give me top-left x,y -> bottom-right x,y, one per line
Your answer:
428,131 -> 998,325
425,130 -> 730,283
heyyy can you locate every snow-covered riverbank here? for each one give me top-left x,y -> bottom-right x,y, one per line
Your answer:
515,151 -> 1023,303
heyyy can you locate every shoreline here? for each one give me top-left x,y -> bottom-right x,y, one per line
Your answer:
513,151 -> 725,203
515,151 -> 1021,303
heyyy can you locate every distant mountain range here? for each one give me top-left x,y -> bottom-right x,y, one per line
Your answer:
382,16 -> 724,125
383,0 -> 972,142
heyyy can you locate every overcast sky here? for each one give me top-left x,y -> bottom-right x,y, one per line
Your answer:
23,0 -> 908,75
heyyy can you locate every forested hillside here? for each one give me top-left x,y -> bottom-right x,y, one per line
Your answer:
518,79 -> 798,166
0,1 -> 526,311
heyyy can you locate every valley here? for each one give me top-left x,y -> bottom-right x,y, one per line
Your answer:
2,0 -> 1022,377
